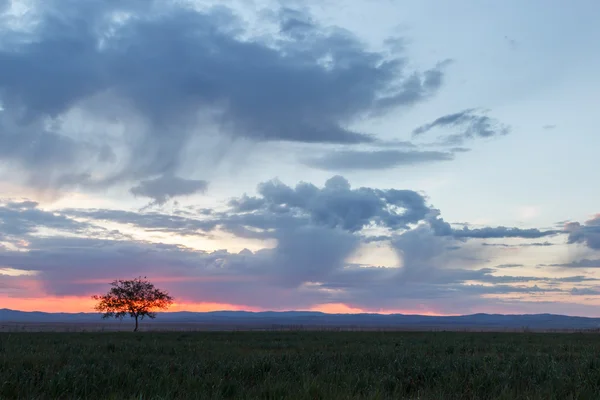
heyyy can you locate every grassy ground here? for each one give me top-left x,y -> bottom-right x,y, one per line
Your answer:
2,331 -> 600,399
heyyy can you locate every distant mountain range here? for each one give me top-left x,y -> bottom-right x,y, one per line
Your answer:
2,309 -> 600,331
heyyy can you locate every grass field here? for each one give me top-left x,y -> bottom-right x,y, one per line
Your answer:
2,331 -> 600,399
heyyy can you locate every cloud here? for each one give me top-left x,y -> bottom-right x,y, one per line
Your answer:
427,211 -> 559,239
495,263 -> 524,268
66,175 -> 432,238
413,109 -> 510,145
0,2 -> 597,316
130,175 -> 208,205
478,274 -> 596,285
452,226 -> 558,239
521,241 -> 555,247
0,117 -> 94,190
224,175 -> 430,233
66,176 -> 566,247
482,241 -> 555,248
547,259 -> 600,268
64,208 -> 217,236
301,149 -> 454,171
0,0 -> 449,191
0,236 -> 245,297
325,223 -> 567,309
0,223 -> 358,307
275,6 -> 320,41
450,147 -> 471,153
0,222 -> 571,312
2,175 -> 586,313
0,200 -> 92,237
555,276 -> 599,283
571,287 -> 600,296
565,215 -> 600,250
267,225 -> 360,288
372,139 -> 418,149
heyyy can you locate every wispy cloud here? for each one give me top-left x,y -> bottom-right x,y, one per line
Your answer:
413,109 -> 510,146
302,149 -> 454,171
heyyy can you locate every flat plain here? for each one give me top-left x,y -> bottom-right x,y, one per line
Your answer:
2,331 -> 600,399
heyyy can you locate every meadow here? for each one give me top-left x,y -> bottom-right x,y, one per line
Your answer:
2,331 -> 600,399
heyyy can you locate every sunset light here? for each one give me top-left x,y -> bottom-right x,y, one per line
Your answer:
2,1 -> 600,398
0,0 -> 599,320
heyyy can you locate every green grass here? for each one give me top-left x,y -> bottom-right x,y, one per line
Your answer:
2,331 -> 600,399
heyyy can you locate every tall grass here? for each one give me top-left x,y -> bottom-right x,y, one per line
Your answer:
1,331 -> 600,399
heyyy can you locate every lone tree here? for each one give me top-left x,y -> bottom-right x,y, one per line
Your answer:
92,277 -> 174,331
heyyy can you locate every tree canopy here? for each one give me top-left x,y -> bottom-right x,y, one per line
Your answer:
92,277 -> 174,331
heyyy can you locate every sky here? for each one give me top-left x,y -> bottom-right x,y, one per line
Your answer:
1,0 -> 600,316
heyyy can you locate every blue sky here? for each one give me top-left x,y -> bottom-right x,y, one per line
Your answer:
1,0 -> 599,315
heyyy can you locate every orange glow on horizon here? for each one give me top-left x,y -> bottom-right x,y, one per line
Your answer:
169,302 -> 263,313
310,303 -> 366,314
0,296 -> 260,314
1,296 -> 445,316
0,296 -> 98,313
309,303 -> 445,316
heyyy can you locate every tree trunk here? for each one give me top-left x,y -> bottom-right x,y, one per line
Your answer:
134,315 -> 139,332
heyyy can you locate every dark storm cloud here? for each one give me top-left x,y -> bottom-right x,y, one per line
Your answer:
0,0 -> 449,189
564,215 -> 600,250
301,149 -> 454,171
413,109 -> 510,145
130,175 -> 208,205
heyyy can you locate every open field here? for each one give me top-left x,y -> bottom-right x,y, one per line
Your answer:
2,331 -> 600,399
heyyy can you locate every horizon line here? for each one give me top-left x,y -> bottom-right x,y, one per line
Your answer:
1,308 -> 594,319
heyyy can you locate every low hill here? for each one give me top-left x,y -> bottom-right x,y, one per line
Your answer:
2,309 -> 600,331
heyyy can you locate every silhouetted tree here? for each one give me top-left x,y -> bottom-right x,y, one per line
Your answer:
92,277 -> 174,331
